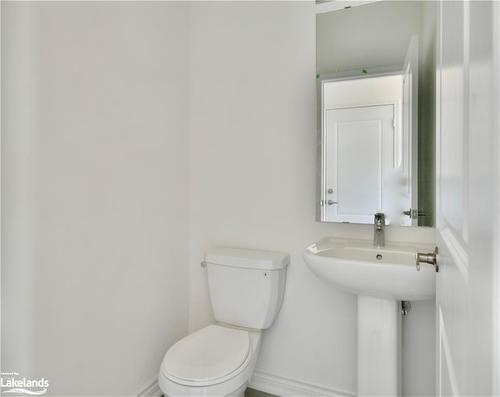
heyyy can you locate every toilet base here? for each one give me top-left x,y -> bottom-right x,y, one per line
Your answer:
160,366 -> 252,397
164,383 -> 246,397
229,383 -> 247,397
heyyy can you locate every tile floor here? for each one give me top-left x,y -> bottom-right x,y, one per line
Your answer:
245,387 -> 277,397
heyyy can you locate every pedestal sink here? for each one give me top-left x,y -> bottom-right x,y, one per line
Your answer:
303,237 -> 436,396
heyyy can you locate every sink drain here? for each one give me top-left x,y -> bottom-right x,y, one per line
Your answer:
376,254 -> 383,260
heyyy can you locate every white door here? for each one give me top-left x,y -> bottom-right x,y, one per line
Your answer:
402,35 -> 419,226
325,104 -> 410,224
436,1 -> 500,395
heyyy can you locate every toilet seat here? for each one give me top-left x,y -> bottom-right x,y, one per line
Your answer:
162,325 -> 252,387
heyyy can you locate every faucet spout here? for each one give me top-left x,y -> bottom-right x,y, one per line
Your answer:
373,213 -> 385,248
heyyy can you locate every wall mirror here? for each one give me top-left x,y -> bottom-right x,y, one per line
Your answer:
316,1 -> 436,227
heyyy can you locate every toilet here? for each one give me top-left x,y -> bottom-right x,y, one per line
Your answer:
159,247 -> 289,397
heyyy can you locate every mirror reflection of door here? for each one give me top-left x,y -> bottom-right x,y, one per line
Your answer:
321,74 -> 413,226
402,36 -> 419,226
315,0 -> 434,227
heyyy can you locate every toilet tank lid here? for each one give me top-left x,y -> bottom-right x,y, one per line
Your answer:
205,247 -> 290,270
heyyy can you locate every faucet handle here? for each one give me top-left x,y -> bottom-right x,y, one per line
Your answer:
374,212 -> 385,225
415,247 -> 439,272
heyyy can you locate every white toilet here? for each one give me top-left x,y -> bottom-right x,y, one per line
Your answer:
159,247 -> 289,397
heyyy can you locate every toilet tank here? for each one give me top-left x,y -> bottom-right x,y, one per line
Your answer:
204,247 -> 289,330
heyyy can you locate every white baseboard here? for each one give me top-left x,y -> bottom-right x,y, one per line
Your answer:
137,370 -> 355,397
137,379 -> 162,397
249,369 -> 355,397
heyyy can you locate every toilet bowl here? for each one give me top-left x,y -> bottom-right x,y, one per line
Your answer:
159,325 -> 261,397
158,247 -> 289,397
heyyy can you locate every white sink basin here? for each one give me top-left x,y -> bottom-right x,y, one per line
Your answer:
303,237 -> 436,301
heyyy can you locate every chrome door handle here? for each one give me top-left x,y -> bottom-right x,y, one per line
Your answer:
415,247 -> 438,272
404,209 -> 427,218
327,200 -> 337,205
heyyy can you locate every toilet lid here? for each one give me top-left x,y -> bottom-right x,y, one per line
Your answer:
163,325 -> 250,383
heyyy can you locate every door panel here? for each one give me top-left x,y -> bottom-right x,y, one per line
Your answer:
325,104 -> 410,225
440,0 -> 466,240
436,1 -> 499,395
336,119 -> 382,217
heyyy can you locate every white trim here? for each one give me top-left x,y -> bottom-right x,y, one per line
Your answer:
325,101 -> 399,112
438,307 -> 460,396
136,371 -> 356,397
439,225 -> 469,283
493,2 -> 500,395
0,0 -> 3,370
318,65 -> 403,84
461,0 -> 470,244
137,379 -> 162,397
249,369 -> 355,397
316,1 -> 382,15
435,0 -> 442,233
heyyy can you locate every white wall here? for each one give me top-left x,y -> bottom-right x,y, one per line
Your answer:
402,300 -> 435,396
1,2 -> 189,395
323,75 -> 403,108
188,2 -> 435,394
316,1 -> 422,75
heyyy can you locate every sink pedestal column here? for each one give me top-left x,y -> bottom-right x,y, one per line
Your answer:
357,295 -> 401,396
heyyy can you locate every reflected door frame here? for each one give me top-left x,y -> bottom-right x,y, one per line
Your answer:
317,65 -> 413,225
324,103 -> 398,224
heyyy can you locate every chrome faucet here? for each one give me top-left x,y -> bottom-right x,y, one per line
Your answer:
373,213 -> 385,248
